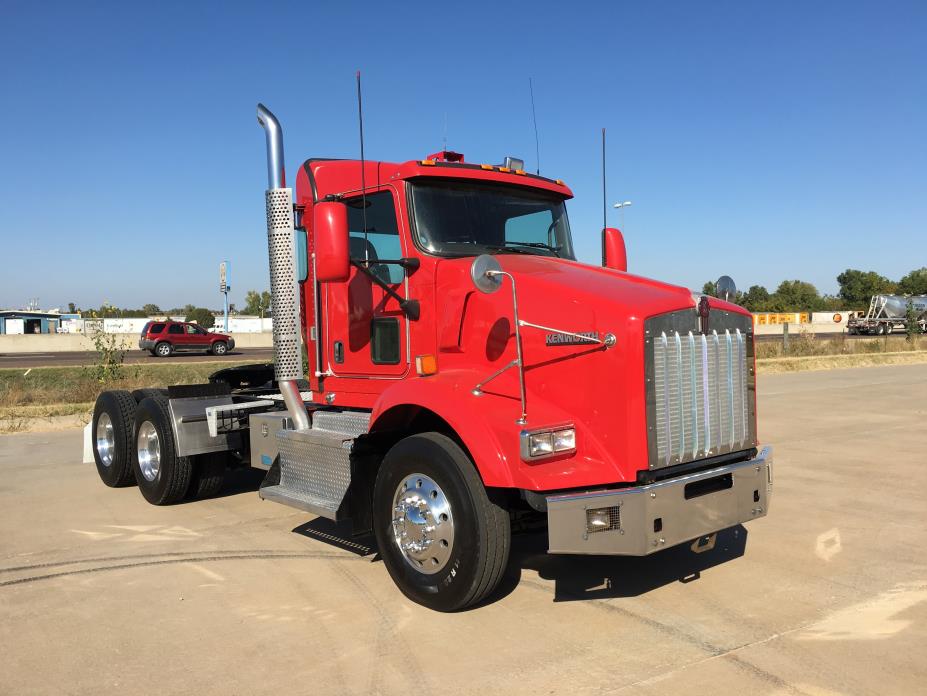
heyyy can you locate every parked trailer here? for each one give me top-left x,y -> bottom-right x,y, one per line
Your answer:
85,104 -> 773,611
847,294 -> 927,335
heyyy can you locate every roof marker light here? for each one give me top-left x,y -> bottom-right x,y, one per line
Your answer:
499,166 -> 511,173
421,159 -> 436,166
515,169 -> 526,175
480,164 -> 493,170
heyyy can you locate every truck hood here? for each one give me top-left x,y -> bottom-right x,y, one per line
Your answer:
432,254 -> 749,489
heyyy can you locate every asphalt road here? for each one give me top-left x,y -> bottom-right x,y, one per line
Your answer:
0,347 -> 274,369
2,365 -> 925,695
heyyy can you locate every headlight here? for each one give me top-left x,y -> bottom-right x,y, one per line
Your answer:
521,426 -> 576,460
552,429 -> 575,451
528,432 -> 554,457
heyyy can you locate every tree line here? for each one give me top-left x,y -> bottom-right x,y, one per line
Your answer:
704,267 -> 927,313
66,290 -> 273,328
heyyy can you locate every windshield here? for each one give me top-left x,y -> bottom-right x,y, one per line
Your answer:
410,179 -> 575,259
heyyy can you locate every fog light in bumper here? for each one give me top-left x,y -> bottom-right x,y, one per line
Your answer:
586,505 -> 621,533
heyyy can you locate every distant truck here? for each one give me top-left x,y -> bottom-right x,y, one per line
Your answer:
847,295 -> 927,335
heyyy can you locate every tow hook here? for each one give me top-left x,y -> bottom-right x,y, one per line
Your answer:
690,533 -> 717,554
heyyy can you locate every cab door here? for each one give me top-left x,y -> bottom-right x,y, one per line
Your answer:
167,323 -> 186,349
323,187 -> 409,378
185,323 -> 209,348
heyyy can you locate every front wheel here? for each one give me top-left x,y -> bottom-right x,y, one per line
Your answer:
373,432 -> 511,612
211,341 -> 228,356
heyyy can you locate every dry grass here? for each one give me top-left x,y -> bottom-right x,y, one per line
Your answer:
0,362 -> 252,433
757,350 -> 927,373
755,332 -> 922,359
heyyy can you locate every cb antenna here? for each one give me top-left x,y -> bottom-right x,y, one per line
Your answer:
529,78 -> 541,175
356,70 -> 369,261
601,127 -> 607,231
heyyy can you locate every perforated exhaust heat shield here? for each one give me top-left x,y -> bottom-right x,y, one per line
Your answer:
265,188 -> 303,383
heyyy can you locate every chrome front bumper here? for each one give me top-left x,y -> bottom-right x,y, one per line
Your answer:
546,447 -> 772,555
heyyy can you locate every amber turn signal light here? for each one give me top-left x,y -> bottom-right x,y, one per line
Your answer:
415,354 -> 438,376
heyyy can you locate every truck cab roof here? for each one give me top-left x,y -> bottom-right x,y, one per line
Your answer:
296,157 -> 573,207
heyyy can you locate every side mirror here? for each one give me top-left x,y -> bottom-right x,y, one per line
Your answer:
601,227 -> 627,272
716,275 -> 737,303
313,202 -> 350,282
470,254 -> 503,294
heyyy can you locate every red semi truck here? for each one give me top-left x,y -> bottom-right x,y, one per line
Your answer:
86,104 -> 772,611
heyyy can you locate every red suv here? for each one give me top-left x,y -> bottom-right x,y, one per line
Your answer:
139,321 -> 235,357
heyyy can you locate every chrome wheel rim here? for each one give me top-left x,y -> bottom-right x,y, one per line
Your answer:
214,343 -> 226,354
157,344 -> 170,356
137,421 -> 161,482
391,473 -> 454,575
96,412 -> 114,467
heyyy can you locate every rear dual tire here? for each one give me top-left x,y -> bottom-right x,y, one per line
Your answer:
373,432 -> 510,612
92,390 -> 137,487
132,395 -> 192,505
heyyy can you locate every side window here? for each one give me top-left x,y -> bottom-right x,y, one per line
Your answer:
370,318 -> 400,364
168,324 -> 183,335
185,325 -> 198,334
346,191 -> 403,284
150,323 -> 165,334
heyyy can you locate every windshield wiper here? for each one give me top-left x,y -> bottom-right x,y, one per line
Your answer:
500,241 -> 562,257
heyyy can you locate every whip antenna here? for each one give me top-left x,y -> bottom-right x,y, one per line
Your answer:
601,127 -> 607,231
529,78 -> 541,175
356,70 -> 368,261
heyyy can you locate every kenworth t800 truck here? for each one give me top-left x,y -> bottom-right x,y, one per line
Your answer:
86,104 -> 772,611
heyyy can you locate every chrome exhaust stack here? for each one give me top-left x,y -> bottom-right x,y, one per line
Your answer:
256,104 -> 310,431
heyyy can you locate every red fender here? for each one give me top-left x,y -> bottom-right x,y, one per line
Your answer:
369,371 -> 515,487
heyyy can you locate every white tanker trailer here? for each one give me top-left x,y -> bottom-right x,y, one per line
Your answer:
847,294 -> 927,335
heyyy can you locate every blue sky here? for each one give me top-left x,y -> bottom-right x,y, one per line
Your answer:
0,1 -> 924,310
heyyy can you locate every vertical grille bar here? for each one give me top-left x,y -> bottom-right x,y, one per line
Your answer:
738,329 -> 747,446
701,332 -> 710,455
688,331 -> 698,459
726,330 -> 735,447
675,332 -> 685,461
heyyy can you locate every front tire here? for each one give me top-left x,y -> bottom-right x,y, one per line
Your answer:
154,341 -> 173,357
373,432 -> 510,612
211,341 -> 228,356
92,390 -> 137,487
132,395 -> 193,505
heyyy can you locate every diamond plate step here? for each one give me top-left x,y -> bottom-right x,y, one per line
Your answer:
259,484 -> 341,519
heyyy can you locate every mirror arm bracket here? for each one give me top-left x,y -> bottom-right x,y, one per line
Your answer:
350,259 -> 420,321
353,257 -> 420,273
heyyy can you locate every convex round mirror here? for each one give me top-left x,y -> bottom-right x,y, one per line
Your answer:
471,254 -> 503,294
716,275 -> 737,302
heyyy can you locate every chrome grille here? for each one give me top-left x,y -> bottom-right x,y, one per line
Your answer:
646,307 -> 756,470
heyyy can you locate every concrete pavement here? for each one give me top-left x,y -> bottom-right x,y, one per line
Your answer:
1,364 -> 925,695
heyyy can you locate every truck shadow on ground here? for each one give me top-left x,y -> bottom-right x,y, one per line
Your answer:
500,525 -> 748,603
214,467 -> 267,499
288,517 -> 748,606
